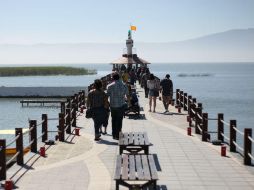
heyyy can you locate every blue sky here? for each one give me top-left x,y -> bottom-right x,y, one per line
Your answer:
0,0 -> 253,44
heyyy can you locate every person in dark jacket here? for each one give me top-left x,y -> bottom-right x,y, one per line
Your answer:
160,74 -> 173,113
87,79 -> 108,141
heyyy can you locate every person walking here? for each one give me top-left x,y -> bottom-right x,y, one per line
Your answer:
141,68 -> 150,98
160,74 -> 173,113
107,72 -> 128,140
147,73 -> 160,112
87,79 -> 108,141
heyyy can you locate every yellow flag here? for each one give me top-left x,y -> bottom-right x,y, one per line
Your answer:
130,25 -> 136,31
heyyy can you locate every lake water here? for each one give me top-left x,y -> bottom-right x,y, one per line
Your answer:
0,63 -> 254,149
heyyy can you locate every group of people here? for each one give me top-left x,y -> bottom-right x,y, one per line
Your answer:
86,66 -> 173,141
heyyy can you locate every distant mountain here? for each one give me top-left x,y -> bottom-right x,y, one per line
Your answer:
0,28 -> 253,64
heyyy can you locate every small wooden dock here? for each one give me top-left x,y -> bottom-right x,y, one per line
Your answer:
20,100 -> 65,107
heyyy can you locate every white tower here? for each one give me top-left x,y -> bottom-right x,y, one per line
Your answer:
126,30 -> 133,55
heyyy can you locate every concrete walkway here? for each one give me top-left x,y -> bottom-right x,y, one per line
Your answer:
6,85 -> 254,190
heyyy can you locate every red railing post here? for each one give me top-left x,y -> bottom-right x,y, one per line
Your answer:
244,128 -> 252,165
217,113 -> 224,142
42,114 -> 48,142
230,120 -> 236,152
202,113 -> 208,142
29,120 -> 37,153
15,128 -> 24,165
0,139 -> 6,180
58,113 -> 65,142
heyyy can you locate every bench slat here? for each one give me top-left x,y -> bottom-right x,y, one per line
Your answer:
139,132 -> 145,145
123,132 -> 129,146
141,155 -> 151,180
129,132 -> 134,144
143,132 -> 150,145
134,132 -> 139,145
129,155 -> 136,180
135,155 -> 144,180
119,132 -> 124,145
114,155 -> 122,180
122,154 -> 129,180
148,155 -> 158,180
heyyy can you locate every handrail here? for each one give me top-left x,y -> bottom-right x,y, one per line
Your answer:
197,124 -> 203,133
221,132 -> 230,141
221,120 -> 230,126
248,135 -> 254,143
6,151 -> 20,166
47,118 -> 59,121
36,119 -> 46,126
6,134 -> 21,148
232,141 -> 244,152
191,108 -> 195,114
233,126 -> 244,136
248,153 -> 254,161
27,126 -> 35,133
197,113 -> 202,120
37,132 -> 45,140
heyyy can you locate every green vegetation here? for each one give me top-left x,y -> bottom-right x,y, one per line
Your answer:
0,66 -> 97,77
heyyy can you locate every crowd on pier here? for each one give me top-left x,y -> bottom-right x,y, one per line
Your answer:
86,65 -> 173,141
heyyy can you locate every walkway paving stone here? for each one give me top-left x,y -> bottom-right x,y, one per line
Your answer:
6,84 -> 254,190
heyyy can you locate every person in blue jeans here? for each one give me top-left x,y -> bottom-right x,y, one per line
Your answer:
107,72 -> 128,140
87,79 -> 108,141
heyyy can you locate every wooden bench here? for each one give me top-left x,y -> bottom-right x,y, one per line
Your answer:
114,154 -> 158,190
119,132 -> 151,154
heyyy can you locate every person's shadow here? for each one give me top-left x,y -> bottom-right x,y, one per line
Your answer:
96,139 -> 118,146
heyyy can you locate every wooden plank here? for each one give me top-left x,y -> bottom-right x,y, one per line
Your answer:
148,155 -> 158,180
134,132 -> 139,145
114,155 -> 122,180
135,155 -> 144,180
139,132 -> 145,145
141,155 -> 151,180
122,154 -> 129,180
129,155 -> 136,180
129,132 -> 134,145
143,132 -> 150,146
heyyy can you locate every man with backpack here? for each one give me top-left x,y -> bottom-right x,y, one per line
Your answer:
160,74 -> 173,113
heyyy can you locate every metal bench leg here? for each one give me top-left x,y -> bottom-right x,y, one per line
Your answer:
116,181 -> 119,190
144,147 -> 149,154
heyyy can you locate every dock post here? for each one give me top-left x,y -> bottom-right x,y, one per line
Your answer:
180,91 -> 184,108
67,98 -> 71,109
187,95 -> 192,115
72,103 -> 77,127
58,113 -> 65,142
66,108 -> 71,134
202,113 -> 208,142
61,102 -> 66,115
183,93 -> 188,111
244,128 -> 252,165
82,90 -> 86,106
30,120 -> 37,153
0,139 -> 6,180
78,91 -> 83,108
42,114 -> 48,142
230,120 -> 236,152
195,107 -> 202,134
176,89 -> 180,107
218,113 -> 224,142
15,128 -> 24,165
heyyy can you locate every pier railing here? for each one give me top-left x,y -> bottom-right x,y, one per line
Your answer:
0,90 -> 86,180
176,88 -> 253,166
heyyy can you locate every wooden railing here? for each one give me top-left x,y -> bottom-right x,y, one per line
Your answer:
175,88 -> 253,166
0,90 -> 86,180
